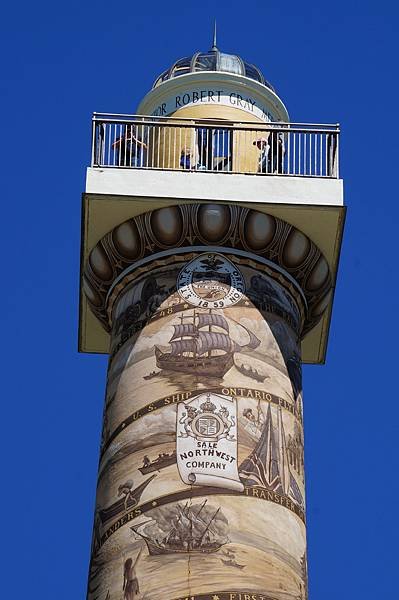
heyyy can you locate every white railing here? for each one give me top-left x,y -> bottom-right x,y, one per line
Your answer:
91,113 -> 339,178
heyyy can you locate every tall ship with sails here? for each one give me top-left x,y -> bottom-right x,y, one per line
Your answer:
131,500 -> 229,555
155,309 -> 261,378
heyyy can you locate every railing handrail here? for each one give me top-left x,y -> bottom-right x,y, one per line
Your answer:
90,113 -> 340,179
93,121 -> 338,136
92,112 -> 340,132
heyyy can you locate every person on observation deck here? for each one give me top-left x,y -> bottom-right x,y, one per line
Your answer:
180,146 -> 206,170
253,126 -> 285,174
269,125 -> 286,173
112,124 -> 147,167
253,136 -> 270,173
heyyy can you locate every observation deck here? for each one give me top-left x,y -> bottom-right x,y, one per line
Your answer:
80,113 -> 345,362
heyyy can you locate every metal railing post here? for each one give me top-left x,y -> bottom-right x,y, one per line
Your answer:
91,115 -> 97,167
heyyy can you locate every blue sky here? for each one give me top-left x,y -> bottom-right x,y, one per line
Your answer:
1,1 -> 398,598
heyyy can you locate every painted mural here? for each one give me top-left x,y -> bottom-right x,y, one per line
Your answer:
88,252 -> 307,600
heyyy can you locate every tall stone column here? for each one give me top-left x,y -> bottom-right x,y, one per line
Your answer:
84,204 -> 332,600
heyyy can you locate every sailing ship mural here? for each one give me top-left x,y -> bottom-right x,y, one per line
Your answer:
131,500 -> 229,555
155,309 -> 261,378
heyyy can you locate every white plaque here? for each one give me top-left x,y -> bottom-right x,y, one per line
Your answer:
177,392 -> 244,492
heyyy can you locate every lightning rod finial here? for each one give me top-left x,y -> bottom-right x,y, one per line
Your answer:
211,20 -> 218,51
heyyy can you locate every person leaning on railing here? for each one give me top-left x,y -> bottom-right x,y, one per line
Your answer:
112,124 -> 147,167
253,136 -> 270,173
253,125 -> 285,174
269,125 -> 286,173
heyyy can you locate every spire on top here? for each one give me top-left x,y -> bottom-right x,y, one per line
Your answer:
211,20 -> 218,51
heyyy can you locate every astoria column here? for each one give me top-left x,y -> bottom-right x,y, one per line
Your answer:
80,41 -> 344,600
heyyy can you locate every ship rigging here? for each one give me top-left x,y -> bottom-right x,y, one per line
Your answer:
155,309 -> 260,378
131,500 -> 228,555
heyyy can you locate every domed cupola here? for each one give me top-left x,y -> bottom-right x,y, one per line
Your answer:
153,26 -> 276,92
137,25 -> 288,123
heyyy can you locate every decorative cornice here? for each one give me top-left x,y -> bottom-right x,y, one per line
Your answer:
83,204 -> 332,337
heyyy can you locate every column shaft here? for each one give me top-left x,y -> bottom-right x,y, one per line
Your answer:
88,252 -> 307,600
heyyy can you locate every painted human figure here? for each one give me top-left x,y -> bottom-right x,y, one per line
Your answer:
243,406 -> 265,436
118,480 -> 135,510
123,548 -> 143,600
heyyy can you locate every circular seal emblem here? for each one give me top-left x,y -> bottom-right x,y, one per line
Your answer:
177,254 -> 245,308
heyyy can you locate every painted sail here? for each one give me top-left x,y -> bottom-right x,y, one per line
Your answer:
226,317 -> 261,351
277,406 -> 291,495
241,325 -> 261,350
170,339 -> 198,355
133,501 -> 229,555
170,324 -> 198,340
196,331 -> 241,355
239,403 -> 304,506
239,403 -> 282,492
166,312 -> 260,356
290,474 -> 304,506
157,310 -> 261,378
197,313 -> 230,332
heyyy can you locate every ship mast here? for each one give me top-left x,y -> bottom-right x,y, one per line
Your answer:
198,507 -> 220,546
208,307 -> 212,357
195,499 -> 207,519
165,502 -> 188,545
189,503 -> 194,551
178,312 -> 198,358
193,310 -> 197,359
256,398 -> 263,428
179,313 -> 185,357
